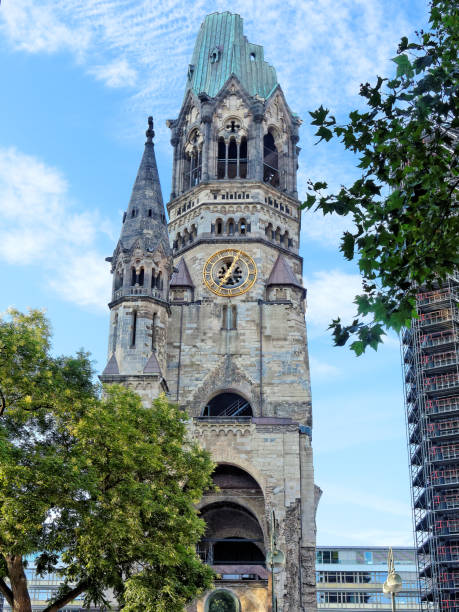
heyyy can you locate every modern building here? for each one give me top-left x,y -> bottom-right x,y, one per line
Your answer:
0,562 -> 98,612
402,276 -> 459,612
99,10 -> 319,612
316,546 -> 420,612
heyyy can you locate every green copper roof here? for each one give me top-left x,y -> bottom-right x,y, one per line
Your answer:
188,12 -> 278,99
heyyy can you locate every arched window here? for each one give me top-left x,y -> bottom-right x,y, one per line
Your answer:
239,218 -> 247,235
202,392 -> 252,417
152,313 -> 157,350
216,218 -> 223,235
228,139 -> 237,179
114,270 -> 123,291
265,223 -> 273,239
151,269 -> 156,288
138,267 -> 144,287
239,137 -> 248,179
275,227 -> 281,242
156,271 -> 162,290
131,267 -> 136,286
131,309 -> 137,347
263,131 -> 279,187
217,138 -> 226,179
227,219 -> 235,235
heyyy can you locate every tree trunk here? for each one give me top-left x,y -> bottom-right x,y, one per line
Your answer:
6,555 -> 32,612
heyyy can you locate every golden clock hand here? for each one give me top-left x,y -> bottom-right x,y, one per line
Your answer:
219,251 -> 241,286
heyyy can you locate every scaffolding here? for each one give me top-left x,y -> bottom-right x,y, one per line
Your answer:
403,274 -> 459,612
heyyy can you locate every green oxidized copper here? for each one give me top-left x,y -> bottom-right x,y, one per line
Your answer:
187,11 -> 278,99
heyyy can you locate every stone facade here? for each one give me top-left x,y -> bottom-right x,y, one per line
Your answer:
101,11 -> 319,612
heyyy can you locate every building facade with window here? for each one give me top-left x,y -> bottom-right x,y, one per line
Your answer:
99,10 -> 319,612
316,547 -> 420,612
402,276 -> 459,612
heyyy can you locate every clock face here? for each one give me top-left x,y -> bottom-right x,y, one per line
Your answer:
203,249 -> 257,297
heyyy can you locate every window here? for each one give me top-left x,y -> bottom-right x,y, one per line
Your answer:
228,139 -> 237,179
217,137 -> 226,179
364,551 -> 374,564
317,550 -> 339,564
156,271 -> 163,290
240,136 -> 247,178
152,313 -> 157,349
131,267 -> 137,286
217,135 -> 248,179
239,218 -> 247,235
138,267 -> 144,287
148,208 -> 152,217
222,305 -> 237,330
216,219 -> 223,235
263,131 -> 279,187
227,219 -> 235,235
114,270 -> 123,290
131,310 -> 137,347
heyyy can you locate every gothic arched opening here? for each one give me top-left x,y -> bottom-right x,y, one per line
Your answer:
263,131 -> 279,187
239,137 -> 248,178
198,501 -> 265,568
217,138 -> 226,179
228,139 -> 238,179
202,392 -> 252,417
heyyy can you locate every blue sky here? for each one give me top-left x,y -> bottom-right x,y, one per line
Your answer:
0,0 -> 429,546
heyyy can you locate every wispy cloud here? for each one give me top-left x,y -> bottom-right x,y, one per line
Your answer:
305,269 -> 362,332
0,147 -> 112,310
0,0 -> 424,137
89,59 -> 138,88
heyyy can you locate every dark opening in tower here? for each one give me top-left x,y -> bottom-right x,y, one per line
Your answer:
202,392 -> 252,417
198,497 -> 265,567
263,131 -> 279,187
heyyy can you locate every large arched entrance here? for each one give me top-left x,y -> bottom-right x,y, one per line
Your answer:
202,392 -> 252,417
198,465 -> 266,581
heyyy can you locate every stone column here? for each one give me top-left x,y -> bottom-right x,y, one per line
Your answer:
199,93 -> 213,182
291,129 -> 300,198
236,140 -> 241,178
250,100 -> 264,181
170,135 -> 179,198
224,141 -> 229,179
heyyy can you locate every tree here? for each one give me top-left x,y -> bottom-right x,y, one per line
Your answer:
304,0 -> 458,354
0,309 -> 214,612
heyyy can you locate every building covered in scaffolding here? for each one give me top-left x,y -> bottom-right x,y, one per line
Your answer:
403,274 -> 459,612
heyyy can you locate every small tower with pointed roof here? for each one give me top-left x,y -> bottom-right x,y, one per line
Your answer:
100,117 -> 172,402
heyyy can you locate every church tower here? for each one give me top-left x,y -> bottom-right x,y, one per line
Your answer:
103,12 -> 319,612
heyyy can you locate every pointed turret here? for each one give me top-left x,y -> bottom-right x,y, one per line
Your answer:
101,117 -> 172,405
119,117 -> 170,256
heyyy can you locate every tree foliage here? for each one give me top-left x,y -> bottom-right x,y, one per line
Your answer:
303,0 -> 458,354
0,309 -> 214,612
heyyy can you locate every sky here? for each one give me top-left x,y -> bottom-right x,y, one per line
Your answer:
0,0 -> 430,547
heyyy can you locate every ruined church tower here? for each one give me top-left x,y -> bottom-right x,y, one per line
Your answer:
102,12 -> 319,612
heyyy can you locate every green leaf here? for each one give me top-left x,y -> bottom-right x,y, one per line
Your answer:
392,54 -> 414,78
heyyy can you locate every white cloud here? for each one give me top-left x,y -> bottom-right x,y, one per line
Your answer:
89,59 -> 138,88
0,147 -> 112,311
0,0 -> 425,131
0,0 -> 91,57
305,269 -> 362,331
